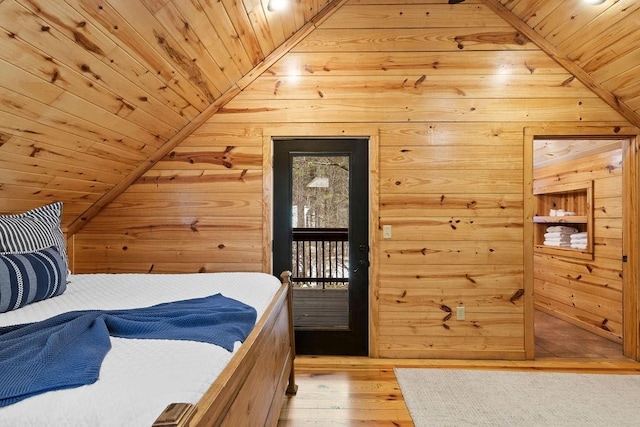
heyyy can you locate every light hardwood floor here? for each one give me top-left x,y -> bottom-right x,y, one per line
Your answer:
278,313 -> 639,426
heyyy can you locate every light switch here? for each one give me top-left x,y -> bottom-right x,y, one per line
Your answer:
383,225 -> 392,239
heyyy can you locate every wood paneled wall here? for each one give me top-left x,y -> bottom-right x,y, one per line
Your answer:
533,145 -> 624,342
74,124 -> 265,273
75,0 -> 631,358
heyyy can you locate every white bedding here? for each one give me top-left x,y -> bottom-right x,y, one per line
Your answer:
0,272 -> 282,427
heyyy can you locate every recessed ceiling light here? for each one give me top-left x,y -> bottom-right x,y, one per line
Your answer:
267,0 -> 288,11
584,0 -> 606,4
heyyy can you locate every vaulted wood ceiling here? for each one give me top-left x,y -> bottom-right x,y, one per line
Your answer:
0,0 -> 638,231
490,0 -> 640,128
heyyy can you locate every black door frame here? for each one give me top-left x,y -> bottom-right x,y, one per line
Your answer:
272,138 -> 369,356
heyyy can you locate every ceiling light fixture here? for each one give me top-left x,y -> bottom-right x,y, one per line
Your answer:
584,0 -> 606,4
267,0 -> 288,12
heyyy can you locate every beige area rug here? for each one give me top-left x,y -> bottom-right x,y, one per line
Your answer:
395,368 -> 640,426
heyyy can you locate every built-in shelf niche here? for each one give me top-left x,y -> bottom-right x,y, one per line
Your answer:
533,180 -> 593,260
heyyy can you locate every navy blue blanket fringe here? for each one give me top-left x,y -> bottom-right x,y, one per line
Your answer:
0,293 -> 257,407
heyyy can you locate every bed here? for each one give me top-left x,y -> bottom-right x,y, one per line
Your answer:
0,203 -> 297,426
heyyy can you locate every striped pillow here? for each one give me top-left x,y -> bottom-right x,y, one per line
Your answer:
0,202 -> 68,274
0,247 -> 68,313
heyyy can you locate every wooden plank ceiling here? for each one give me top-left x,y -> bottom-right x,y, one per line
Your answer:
0,0 -> 638,230
0,0 -> 334,225
488,0 -> 640,128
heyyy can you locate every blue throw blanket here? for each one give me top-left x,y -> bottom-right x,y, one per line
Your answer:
0,293 -> 257,407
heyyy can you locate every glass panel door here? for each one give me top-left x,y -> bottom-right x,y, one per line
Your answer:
273,138 -> 369,356
291,155 -> 349,330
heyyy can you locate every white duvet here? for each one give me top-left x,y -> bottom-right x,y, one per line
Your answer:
0,272 -> 282,427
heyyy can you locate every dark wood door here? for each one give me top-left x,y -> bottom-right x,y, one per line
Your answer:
273,138 -> 369,356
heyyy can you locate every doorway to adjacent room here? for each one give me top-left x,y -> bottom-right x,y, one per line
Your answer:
525,128 -> 639,361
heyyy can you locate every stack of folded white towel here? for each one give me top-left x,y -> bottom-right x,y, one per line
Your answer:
570,231 -> 588,250
543,226 -> 578,247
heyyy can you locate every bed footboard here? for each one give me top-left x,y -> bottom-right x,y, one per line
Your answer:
152,271 -> 296,427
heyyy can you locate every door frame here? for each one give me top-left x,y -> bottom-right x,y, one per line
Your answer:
524,125 -> 640,360
262,125 -> 380,357
272,138 -> 369,355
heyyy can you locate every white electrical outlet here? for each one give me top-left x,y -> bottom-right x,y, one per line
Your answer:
456,306 -> 465,320
382,225 -> 392,239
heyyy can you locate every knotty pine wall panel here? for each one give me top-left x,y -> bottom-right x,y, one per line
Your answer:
533,146 -> 624,342
75,1 -> 631,358
74,124 -> 265,273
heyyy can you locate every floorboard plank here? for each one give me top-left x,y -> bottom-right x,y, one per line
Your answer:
279,313 -> 640,425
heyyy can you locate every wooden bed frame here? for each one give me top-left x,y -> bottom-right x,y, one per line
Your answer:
151,271 -> 297,427
0,227 -> 296,426
65,234 -> 296,425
